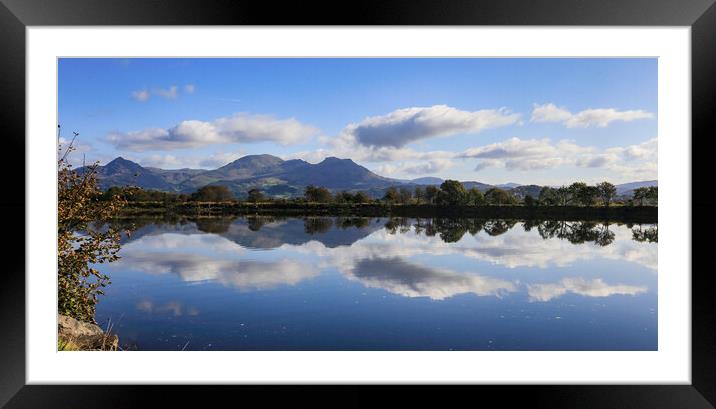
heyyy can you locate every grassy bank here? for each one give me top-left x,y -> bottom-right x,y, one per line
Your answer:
119,202 -> 657,223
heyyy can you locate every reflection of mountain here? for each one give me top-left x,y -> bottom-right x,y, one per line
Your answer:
347,256 -> 517,300
115,216 -> 384,249
115,219 -> 201,244
220,217 -> 383,249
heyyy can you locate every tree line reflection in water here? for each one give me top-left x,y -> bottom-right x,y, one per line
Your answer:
114,215 -> 657,246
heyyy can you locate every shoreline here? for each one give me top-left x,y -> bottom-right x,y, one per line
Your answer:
58,314 -> 119,351
118,202 -> 658,223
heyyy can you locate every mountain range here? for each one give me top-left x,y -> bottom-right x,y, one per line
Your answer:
81,155 -> 656,199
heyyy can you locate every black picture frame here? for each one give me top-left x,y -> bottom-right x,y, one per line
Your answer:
1,0 -> 714,407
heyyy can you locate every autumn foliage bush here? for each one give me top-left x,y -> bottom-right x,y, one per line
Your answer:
57,130 -> 127,323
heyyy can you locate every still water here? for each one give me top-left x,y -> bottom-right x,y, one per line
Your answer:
95,217 -> 657,350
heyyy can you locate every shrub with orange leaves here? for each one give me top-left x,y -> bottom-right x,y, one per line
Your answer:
57,128 -> 128,323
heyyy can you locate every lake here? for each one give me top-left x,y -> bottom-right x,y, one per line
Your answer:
94,216 -> 657,350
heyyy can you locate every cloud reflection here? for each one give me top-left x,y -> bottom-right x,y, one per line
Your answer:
111,218 -> 655,301
527,278 -> 647,302
347,257 -> 517,300
136,300 -> 199,316
112,233 -> 318,290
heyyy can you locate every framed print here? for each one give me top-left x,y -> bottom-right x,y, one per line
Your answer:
1,0 -> 715,407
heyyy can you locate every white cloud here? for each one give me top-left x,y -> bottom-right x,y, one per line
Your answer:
460,137 -> 591,171
458,137 -> 656,178
376,159 -> 454,176
198,151 -> 244,168
58,136 -> 96,167
531,103 -> 654,128
346,105 -> 521,148
606,138 -> 657,161
530,103 -> 572,123
287,132 -> 656,183
130,89 -> 150,102
154,85 -> 178,100
402,159 -> 453,175
107,112 -> 320,151
131,84 -> 195,102
136,150 -> 244,169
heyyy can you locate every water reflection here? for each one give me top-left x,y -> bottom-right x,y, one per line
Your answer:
98,216 -> 657,350
108,217 -> 656,294
348,257 -> 517,300
113,216 -> 655,247
527,278 -> 647,302
136,299 -> 199,316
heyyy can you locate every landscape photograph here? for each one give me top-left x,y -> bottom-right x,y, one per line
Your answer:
57,58 -> 657,351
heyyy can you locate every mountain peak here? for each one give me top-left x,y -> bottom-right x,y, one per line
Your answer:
221,154 -> 284,169
108,156 -> 131,164
320,156 -> 354,164
105,156 -> 142,169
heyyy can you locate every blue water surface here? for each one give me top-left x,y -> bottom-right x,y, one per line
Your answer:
94,217 -> 657,350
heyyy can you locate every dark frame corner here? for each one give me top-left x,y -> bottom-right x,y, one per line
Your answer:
1,0 -> 714,407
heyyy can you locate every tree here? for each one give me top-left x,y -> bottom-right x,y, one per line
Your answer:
596,181 -> 617,206
484,188 -> 515,205
304,185 -> 333,203
58,130 -> 128,323
383,186 -> 400,203
565,182 -> 599,206
247,187 -> 265,203
414,186 -> 425,204
538,186 -> 559,206
633,186 -> 658,206
304,217 -> 333,234
632,225 -> 658,243
467,187 -> 485,206
425,185 -> 439,204
646,186 -> 658,204
632,187 -> 651,206
334,191 -> 353,203
191,185 -> 233,202
555,186 -> 572,206
353,191 -> 372,204
398,187 -> 412,204
568,182 -> 589,206
437,180 -> 468,206
524,194 -> 536,206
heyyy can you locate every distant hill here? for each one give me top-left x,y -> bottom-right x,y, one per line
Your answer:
175,154 -> 397,197
616,180 -> 658,195
80,157 -> 173,191
462,181 -> 495,193
145,167 -> 206,185
84,154 -> 398,198
410,177 -> 443,186
508,184 -> 543,199
83,155 -> 656,200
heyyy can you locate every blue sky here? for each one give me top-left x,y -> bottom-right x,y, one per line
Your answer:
58,58 -> 657,185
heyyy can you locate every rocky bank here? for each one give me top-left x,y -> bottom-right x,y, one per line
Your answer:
58,314 -> 119,351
